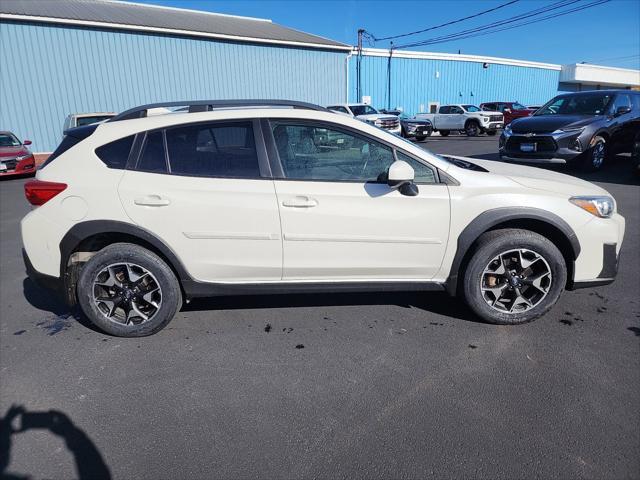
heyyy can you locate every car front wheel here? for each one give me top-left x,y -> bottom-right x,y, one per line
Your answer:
465,122 -> 480,137
77,243 -> 182,337
462,229 -> 567,325
580,135 -> 607,171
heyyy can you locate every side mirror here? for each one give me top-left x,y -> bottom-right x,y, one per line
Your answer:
387,160 -> 418,196
615,106 -> 632,116
23,140 -> 32,146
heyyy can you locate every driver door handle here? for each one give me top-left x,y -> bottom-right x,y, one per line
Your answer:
282,196 -> 318,208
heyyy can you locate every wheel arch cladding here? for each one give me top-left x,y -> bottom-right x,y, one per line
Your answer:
445,207 -> 581,296
59,221 -> 190,305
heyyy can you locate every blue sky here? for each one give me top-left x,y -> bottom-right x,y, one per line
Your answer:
130,0 -> 639,68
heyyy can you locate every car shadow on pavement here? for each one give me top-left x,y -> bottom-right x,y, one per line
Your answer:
21,278 -> 102,333
184,291 -> 482,324
0,405 -> 111,479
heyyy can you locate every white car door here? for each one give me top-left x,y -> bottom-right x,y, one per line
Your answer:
449,106 -> 465,129
118,120 -> 282,283
268,121 -> 450,281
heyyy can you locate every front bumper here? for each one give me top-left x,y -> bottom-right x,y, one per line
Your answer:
571,243 -> 620,289
499,130 -> 585,163
569,212 -> 625,289
404,124 -> 432,137
484,122 -> 503,130
0,156 -> 36,177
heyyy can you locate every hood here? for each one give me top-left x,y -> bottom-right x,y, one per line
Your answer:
448,156 -> 609,196
402,117 -> 431,125
356,114 -> 397,122
510,114 -> 596,133
0,146 -> 29,158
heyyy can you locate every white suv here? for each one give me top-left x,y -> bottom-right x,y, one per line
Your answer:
21,100 -> 625,337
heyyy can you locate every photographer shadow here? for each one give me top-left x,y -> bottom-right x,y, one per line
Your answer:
0,405 -> 111,479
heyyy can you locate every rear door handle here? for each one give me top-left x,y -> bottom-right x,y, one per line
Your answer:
282,196 -> 318,208
134,195 -> 171,207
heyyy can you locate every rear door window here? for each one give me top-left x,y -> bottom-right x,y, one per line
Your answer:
166,122 -> 260,178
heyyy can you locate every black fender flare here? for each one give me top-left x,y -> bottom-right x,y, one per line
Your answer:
444,207 -> 581,296
60,220 -> 193,283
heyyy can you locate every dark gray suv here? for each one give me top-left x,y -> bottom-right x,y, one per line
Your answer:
499,90 -> 640,170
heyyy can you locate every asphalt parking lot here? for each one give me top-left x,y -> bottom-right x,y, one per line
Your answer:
1,135 -> 639,479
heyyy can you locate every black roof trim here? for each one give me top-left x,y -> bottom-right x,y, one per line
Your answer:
109,100 -> 330,122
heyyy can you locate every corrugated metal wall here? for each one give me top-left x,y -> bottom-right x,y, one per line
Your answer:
0,21 -> 348,152
349,54 -> 561,114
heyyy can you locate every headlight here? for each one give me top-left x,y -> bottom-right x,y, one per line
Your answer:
569,196 -> 615,218
16,154 -> 32,161
553,126 -> 585,135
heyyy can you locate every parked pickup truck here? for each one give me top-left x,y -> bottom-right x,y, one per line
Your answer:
327,104 -> 401,135
417,104 -> 504,136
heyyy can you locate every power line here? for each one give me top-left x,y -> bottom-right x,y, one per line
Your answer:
372,0 -> 520,42
395,0 -> 609,49
395,0 -> 582,48
588,54 -> 640,62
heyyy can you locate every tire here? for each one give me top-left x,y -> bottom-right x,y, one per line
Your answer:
465,121 -> 480,137
439,130 -> 450,137
415,135 -> 427,142
486,130 -> 498,136
77,243 -> 182,337
462,229 -> 567,325
580,135 -> 607,171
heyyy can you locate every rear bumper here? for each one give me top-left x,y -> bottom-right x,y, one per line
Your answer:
23,248 -> 62,293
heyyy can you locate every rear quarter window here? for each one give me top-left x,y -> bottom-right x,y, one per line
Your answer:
95,135 -> 135,169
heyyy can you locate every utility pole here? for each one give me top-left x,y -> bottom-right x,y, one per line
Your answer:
357,29 -> 364,103
387,42 -> 393,110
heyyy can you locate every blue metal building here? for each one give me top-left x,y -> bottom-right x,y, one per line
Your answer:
0,0 -> 351,152
349,48 -> 562,114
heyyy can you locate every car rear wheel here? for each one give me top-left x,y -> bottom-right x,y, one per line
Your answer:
77,243 -> 182,337
439,130 -> 450,137
462,229 -> 566,325
465,122 -> 480,137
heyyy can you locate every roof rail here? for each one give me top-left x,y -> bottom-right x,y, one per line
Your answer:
109,99 -> 329,122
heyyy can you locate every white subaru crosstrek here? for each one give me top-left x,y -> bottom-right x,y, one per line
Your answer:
21,100 -> 625,337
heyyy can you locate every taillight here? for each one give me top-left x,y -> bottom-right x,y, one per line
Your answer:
24,180 -> 67,206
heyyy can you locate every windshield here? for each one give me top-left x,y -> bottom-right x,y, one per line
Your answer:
512,103 -> 527,110
0,133 -> 21,147
535,94 -> 613,116
350,105 -> 379,116
76,115 -> 114,127
462,105 -> 481,112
